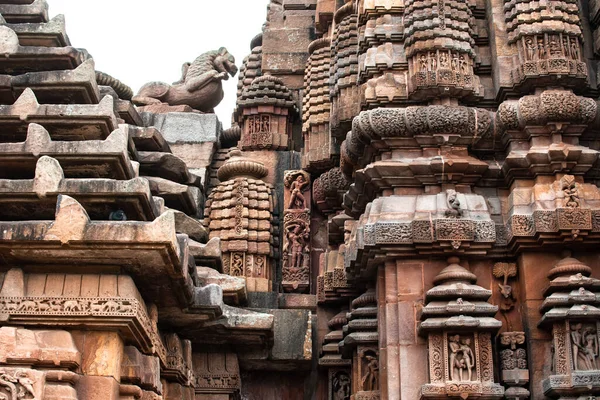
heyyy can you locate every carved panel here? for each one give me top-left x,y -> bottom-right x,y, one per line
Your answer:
0,368 -> 44,400
283,171 -> 311,293
329,369 -> 351,400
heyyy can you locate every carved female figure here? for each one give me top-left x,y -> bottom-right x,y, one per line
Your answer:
572,323 -> 585,370
537,37 -> 546,59
526,38 -> 535,60
451,53 -> 459,71
449,334 -> 462,381
570,38 -> 580,60
562,37 -> 569,57
582,327 -> 599,370
362,355 -> 379,391
429,52 -> 437,70
439,52 -> 449,68
261,115 -> 270,133
459,337 -> 475,381
459,55 -> 468,74
288,224 -> 307,271
419,54 -> 428,72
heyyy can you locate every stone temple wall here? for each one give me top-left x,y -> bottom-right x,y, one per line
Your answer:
3,0 -> 600,399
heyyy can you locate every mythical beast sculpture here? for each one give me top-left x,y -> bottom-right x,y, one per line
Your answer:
133,47 -> 238,112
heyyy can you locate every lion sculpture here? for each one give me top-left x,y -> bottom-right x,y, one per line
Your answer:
133,47 -> 238,113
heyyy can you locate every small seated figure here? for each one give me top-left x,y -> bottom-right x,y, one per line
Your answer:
133,47 -> 238,113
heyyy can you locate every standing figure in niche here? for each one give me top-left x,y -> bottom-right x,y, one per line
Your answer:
419,54 -> 428,72
449,335 -> 462,381
562,36 -> 569,56
459,55 -> 468,74
261,115 -> 270,133
459,337 -> 475,381
526,38 -> 536,60
570,38 -> 580,60
254,116 -> 261,133
572,323 -> 585,370
429,52 -> 437,70
537,37 -> 546,59
582,327 -> 599,370
362,354 -> 379,391
439,52 -> 449,68
451,52 -> 459,70
287,174 -> 308,209
286,224 -> 308,271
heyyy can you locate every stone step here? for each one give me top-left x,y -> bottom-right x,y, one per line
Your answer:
138,151 -> 202,187
145,176 -> 202,217
0,88 -> 116,142
2,14 -> 69,47
0,25 -> 84,75
0,0 -> 48,24
0,123 -> 136,180
0,156 -> 160,221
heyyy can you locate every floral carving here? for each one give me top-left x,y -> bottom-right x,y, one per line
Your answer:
493,263 -> 517,317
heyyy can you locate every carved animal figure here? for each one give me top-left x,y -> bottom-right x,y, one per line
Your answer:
118,303 -> 134,313
133,47 -> 238,112
90,303 -> 104,313
17,301 -> 37,312
64,300 -> 82,312
102,300 -> 119,312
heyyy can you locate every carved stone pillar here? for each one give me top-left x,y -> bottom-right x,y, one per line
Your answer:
539,252 -> 600,399
162,333 -> 195,390
236,75 -> 297,151
499,332 -> 530,399
193,352 -> 241,400
357,0 -> 408,107
320,311 -> 352,400
282,170 -> 311,293
303,38 -> 335,172
204,149 -> 276,292
419,258 -> 504,399
340,288 -> 379,400
330,1 -> 360,140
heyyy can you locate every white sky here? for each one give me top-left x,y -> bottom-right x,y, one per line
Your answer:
48,0 -> 271,128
